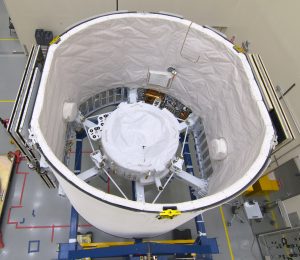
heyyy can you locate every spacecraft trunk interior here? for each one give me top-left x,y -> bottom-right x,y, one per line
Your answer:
9,12 -> 275,238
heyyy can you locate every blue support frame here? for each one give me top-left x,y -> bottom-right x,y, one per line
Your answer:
74,130 -> 86,175
59,208 -> 80,260
67,242 -> 215,259
58,130 -> 219,260
180,133 -> 218,259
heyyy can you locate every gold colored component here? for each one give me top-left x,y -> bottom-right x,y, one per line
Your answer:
179,111 -> 190,120
158,209 -> 181,219
144,89 -> 165,104
77,233 -> 92,244
77,233 -> 92,260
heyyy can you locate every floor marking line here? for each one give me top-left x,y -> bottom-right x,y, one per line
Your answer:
219,206 -> 235,260
0,38 -> 18,41
17,225 -> 52,229
28,240 -> 40,253
0,100 -> 15,103
7,205 -> 22,224
19,172 -> 29,206
16,171 -> 30,175
6,159 -> 93,242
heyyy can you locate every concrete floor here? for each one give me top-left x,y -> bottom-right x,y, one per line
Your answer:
2,1 -> 295,259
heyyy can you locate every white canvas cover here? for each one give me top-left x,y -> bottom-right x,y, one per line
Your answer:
31,13 -> 275,238
101,102 -> 179,176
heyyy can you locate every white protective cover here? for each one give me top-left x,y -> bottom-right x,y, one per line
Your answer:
102,102 -> 179,178
31,13 -> 275,238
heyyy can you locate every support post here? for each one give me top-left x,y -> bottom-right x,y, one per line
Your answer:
180,134 -> 218,259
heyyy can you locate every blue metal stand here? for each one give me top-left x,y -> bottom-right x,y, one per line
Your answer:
180,133 -> 218,259
68,242 -> 215,259
58,130 -> 219,259
60,234 -> 217,260
59,207 -> 80,260
74,130 -> 86,175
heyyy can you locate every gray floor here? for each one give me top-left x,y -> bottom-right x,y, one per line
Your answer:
0,2 -> 277,259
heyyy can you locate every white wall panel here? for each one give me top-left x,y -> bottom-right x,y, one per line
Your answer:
4,0 -> 116,52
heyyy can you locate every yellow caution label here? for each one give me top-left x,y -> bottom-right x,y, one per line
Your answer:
233,45 -> 245,53
158,209 -> 181,219
50,35 -> 61,45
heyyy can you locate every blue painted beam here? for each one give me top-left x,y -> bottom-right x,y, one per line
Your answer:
69,130 -> 84,243
180,134 -> 218,259
180,134 -> 207,235
74,130 -> 86,175
68,242 -> 217,259
69,207 -> 79,241
131,181 -> 136,201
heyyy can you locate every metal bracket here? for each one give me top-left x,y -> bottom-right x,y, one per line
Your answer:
90,150 -> 104,168
86,112 -> 110,141
272,135 -> 279,149
153,98 -> 161,107
171,158 -> 184,172
28,129 -> 38,147
39,154 -> 49,169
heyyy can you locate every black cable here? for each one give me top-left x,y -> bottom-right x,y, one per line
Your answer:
279,83 -> 296,99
